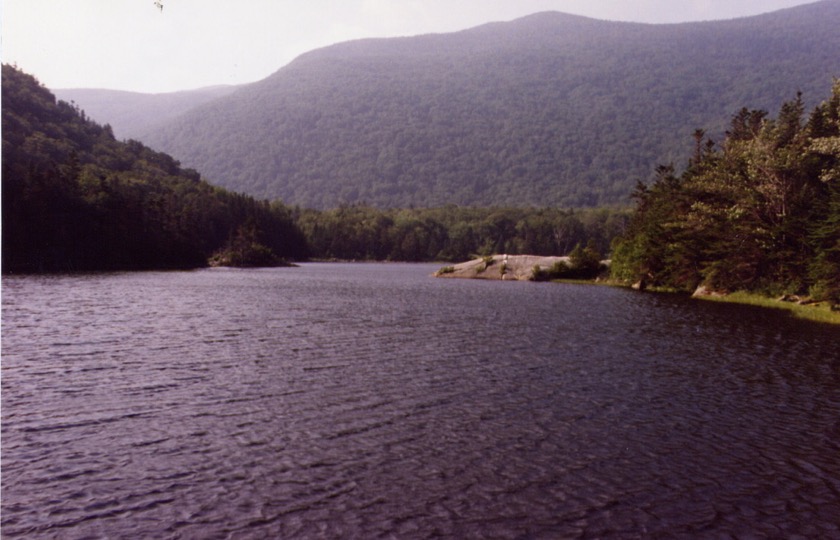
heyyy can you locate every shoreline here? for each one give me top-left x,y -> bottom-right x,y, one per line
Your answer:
692,291 -> 840,325
434,255 -> 840,325
564,279 -> 840,325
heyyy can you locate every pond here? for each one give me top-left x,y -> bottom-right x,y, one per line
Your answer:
2,263 -> 839,538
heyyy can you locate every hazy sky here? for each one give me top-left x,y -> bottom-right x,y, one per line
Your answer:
2,0 -> 821,93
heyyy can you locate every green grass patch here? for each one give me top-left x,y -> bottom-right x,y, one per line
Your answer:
697,291 -> 840,325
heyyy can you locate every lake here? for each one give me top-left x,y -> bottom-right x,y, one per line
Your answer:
2,263 -> 839,538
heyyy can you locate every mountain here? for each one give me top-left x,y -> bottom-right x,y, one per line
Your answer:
94,1 -> 840,208
2,65 -> 307,272
53,85 -> 237,140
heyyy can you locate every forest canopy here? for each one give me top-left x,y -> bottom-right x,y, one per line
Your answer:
611,80 -> 840,305
136,3 -> 840,209
294,205 -> 628,263
3,64 -> 626,272
6,60 -> 838,293
2,64 -> 308,272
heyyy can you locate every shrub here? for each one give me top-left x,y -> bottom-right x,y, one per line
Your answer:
530,261 -> 571,281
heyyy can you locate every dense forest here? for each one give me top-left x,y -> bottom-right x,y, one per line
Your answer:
294,206 -> 628,262
7,60 -> 839,289
3,65 -> 626,272
129,2 -> 840,209
2,64 -> 307,273
612,80 -> 840,305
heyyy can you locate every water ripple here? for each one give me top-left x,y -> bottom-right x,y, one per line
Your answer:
3,264 -> 840,538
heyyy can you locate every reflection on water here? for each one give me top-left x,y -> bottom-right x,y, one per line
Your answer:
2,264 -> 839,538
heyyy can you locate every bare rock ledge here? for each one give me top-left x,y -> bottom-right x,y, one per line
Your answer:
434,254 -> 570,281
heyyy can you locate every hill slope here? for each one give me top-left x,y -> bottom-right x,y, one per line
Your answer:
139,1 -> 840,208
2,65 -> 306,272
53,85 -> 237,140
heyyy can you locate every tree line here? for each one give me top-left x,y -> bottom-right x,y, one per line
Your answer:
611,80 -> 840,304
293,205 -> 628,263
2,64 -> 627,273
8,60 -> 837,299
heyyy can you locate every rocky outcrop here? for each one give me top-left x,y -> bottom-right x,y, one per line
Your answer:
692,285 -> 728,297
434,255 -> 571,281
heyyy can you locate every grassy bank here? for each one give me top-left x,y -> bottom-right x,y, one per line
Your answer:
694,292 -> 840,325
557,278 -> 840,325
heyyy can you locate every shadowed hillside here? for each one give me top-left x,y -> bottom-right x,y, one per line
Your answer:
2,65 -> 307,272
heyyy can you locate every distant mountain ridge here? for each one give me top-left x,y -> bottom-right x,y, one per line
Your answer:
53,85 -> 237,140
60,1 -> 840,208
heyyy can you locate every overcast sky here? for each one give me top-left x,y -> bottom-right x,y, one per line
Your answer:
2,0 -> 821,93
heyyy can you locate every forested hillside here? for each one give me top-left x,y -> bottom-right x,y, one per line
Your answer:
612,80 -> 840,305
2,65 -> 307,273
53,85 -> 237,140
130,1 -> 840,209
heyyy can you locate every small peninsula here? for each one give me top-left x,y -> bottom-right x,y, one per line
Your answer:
435,255 -> 571,281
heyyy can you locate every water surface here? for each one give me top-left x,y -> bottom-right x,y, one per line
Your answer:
3,263 -> 839,538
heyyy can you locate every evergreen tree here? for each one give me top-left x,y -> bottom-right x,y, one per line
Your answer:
2,64 -> 307,272
612,80 -> 840,305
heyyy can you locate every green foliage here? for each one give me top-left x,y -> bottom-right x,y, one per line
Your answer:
699,292 -> 840,325
808,177 -> 840,302
294,205 -> 629,263
531,241 -> 604,282
530,261 -> 569,282
209,222 -> 284,267
568,240 -> 603,278
1,65 -> 307,273
129,4 -> 840,209
612,79 -> 840,304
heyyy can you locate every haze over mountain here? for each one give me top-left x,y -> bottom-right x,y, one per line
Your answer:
53,85 -> 237,140
64,1 -> 840,208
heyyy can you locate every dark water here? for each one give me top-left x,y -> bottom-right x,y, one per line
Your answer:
2,263 -> 840,539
